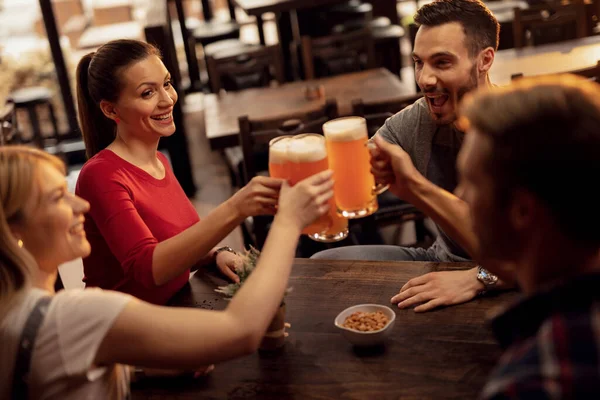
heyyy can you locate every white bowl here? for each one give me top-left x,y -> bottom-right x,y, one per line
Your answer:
334,304 -> 396,347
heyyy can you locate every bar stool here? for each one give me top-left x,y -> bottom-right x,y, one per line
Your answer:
189,0 -> 240,46
172,0 -> 264,92
9,86 -> 60,149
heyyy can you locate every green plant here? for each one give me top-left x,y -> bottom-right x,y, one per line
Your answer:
215,246 -> 292,302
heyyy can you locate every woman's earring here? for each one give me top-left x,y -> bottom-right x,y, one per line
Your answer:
115,118 -> 120,124
17,239 -> 23,248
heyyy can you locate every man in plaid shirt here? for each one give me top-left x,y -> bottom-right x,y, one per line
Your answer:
457,75 -> 600,399
377,74 -> 600,398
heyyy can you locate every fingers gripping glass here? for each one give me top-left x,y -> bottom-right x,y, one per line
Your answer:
268,135 -> 348,243
323,117 -> 388,219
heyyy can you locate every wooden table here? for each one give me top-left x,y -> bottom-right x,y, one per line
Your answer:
490,35 -> 600,85
132,259 -> 519,400
205,68 -> 413,150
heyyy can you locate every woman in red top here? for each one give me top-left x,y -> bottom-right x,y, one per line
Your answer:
75,40 -> 283,305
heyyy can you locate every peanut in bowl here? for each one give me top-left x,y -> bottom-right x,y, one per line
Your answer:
334,304 -> 396,347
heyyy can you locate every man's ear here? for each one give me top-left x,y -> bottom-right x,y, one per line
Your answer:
478,47 -> 495,76
99,100 -> 119,122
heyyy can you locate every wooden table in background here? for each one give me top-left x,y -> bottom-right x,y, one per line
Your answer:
234,0 -> 398,79
204,68 -> 413,150
132,259 -> 518,400
490,35 -> 600,85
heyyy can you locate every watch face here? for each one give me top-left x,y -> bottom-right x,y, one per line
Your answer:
478,267 -> 497,287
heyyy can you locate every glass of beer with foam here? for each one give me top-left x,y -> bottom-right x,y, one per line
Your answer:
323,117 -> 388,218
269,134 -> 348,242
268,136 -> 293,180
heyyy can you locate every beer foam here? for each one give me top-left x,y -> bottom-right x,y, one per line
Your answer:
287,135 -> 327,163
269,137 -> 292,164
323,117 -> 367,142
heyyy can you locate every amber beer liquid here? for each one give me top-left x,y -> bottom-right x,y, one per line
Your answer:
323,117 -> 387,218
269,135 -> 348,242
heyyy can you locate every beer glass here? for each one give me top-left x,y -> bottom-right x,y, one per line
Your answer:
323,116 -> 388,218
268,135 -> 293,179
268,135 -> 348,242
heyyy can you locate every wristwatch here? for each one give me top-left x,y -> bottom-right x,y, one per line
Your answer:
214,246 -> 237,259
476,266 -> 498,296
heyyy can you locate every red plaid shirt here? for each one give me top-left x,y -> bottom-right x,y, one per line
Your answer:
481,273 -> 600,399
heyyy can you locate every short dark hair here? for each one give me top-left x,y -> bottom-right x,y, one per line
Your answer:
461,75 -> 600,246
76,40 -> 161,158
414,0 -> 500,55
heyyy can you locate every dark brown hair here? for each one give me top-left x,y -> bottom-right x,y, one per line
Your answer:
461,75 -> 600,246
76,39 -> 161,158
414,0 -> 500,55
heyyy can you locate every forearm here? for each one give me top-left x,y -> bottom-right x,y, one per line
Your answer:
151,198 -> 245,285
404,174 -> 479,258
225,216 -> 300,339
190,247 -> 221,272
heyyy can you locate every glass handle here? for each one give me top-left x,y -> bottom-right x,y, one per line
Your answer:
373,183 -> 389,196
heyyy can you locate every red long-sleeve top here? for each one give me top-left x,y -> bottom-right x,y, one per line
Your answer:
75,150 -> 199,305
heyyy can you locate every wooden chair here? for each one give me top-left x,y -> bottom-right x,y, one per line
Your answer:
206,44 -> 284,93
511,60 -> 600,82
513,3 -> 588,48
170,0 -> 242,92
237,100 -> 339,249
1,102 -> 17,146
297,0 -> 372,38
351,94 -> 434,247
332,17 -> 405,77
8,87 -> 61,151
301,28 -> 375,80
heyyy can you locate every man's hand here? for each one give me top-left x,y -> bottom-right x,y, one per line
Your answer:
391,267 -> 483,312
369,135 -> 424,200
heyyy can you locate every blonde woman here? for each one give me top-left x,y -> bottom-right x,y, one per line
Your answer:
0,146 -> 333,399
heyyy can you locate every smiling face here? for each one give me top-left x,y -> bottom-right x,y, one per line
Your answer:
104,55 -> 178,140
413,22 -> 481,125
14,162 -> 91,273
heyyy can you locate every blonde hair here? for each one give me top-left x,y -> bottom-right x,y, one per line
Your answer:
0,146 -> 66,316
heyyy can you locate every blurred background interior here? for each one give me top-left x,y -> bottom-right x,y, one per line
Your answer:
1,0 -> 599,287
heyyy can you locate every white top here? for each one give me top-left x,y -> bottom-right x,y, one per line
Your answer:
0,287 -> 132,400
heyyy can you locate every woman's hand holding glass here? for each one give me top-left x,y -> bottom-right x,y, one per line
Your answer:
276,170 -> 335,232
230,176 -> 285,218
